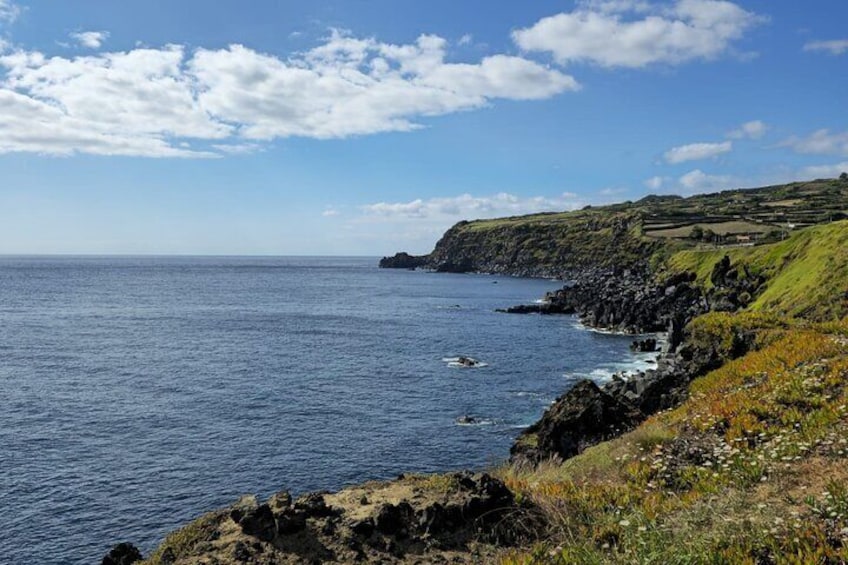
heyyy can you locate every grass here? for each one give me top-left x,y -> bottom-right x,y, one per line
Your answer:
666,220 -> 848,321
140,510 -> 223,565
644,220 -> 773,239
495,317 -> 848,564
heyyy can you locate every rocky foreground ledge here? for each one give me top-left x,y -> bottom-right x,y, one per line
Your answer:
105,472 -> 532,564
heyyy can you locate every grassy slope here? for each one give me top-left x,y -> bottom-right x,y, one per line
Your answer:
498,317 -> 848,564
667,221 -> 848,321
496,221 -> 848,563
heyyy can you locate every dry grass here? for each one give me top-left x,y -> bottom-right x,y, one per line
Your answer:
495,318 -> 848,564
645,221 -> 773,239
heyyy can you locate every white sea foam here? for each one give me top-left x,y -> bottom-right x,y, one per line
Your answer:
564,328 -> 666,383
514,391 -> 543,397
455,417 -> 496,426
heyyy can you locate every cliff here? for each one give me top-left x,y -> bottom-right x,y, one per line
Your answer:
392,177 -> 848,278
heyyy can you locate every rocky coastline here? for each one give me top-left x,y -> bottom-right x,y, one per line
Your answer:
503,257 -> 767,464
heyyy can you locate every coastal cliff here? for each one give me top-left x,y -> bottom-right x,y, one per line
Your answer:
119,177 -> 848,564
381,177 -> 848,278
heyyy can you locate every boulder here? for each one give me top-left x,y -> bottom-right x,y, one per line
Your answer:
511,380 -> 643,464
102,542 -> 143,565
230,496 -> 276,542
630,338 -> 658,352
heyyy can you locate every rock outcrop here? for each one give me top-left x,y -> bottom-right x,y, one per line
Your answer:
141,472 -> 524,564
511,380 -> 643,463
378,252 -> 429,269
509,255 -> 770,465
101,543 -> 143,565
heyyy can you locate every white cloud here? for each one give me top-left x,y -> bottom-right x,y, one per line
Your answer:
513,0 -> 762,68
728,119 -> 767,139
803,39 -> 848,56
458,34 -> 473,46
644,176 -> 666,190
678,169 -> 734,192
781,129 -> 848,156
322,208 -> 340,217
70,31 -> 109,49
210,142 -> 263,155
191,34 -> 578,141
664,140 -> 732,163
801,161 -> 848,179
0,0 -> 20,23
0,32 -> 577,157
360,192 -> 582,220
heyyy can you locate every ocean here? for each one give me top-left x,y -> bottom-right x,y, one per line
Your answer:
0,256 -> 657,564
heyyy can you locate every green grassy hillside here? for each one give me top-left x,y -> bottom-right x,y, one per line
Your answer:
498,317 -> 848,563
667,220 -> 848,321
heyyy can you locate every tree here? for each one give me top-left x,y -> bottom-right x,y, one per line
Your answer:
840,172 -> 848,182
689,225 -> 704,240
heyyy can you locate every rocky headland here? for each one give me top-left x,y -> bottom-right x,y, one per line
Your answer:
114,177 -> 848,564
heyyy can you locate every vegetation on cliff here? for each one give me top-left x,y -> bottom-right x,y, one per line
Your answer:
498,317 -> 848,563
667,221 -> 848,321
424,177 -> 848,277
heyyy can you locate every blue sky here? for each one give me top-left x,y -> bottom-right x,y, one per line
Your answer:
0,0 -> 846,255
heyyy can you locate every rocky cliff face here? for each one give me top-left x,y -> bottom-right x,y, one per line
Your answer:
507,255 -> 775,465
425,212 -> 661,277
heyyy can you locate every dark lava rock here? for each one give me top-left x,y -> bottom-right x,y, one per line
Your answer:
379,252 -> 429,269
267,490 -> 293,512
511,380 -> 643,464
350,517 -> 376,538
275,507 -> 307,534
294,492 -> 336,518
102,542 -> 143,565
230,496 -> 277,542
630,338 -> 658,352
232,541 -> 252,562
375,502 -> 415,535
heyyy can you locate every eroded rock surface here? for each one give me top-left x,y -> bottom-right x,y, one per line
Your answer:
143,472 -> 522,564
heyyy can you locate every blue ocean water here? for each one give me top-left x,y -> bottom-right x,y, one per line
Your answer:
0,256 -> 656,564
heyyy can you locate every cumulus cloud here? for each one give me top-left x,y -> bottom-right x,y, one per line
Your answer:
360,192 -> 582,220
803,39 -> 848,56
70,31 -> 110,49
513,0 -> 762,68
678,169 -> 734,192
644,176 -> 666,190
728,119 -> 767,139
780,129 -> 848,157
801,161 -> 848,179
322,208 -> 340,217
664,141 -> 732,163
0,31 -> 577,157
0,0 -> 20,23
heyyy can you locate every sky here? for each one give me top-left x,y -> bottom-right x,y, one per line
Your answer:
0,0 -> 846,255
